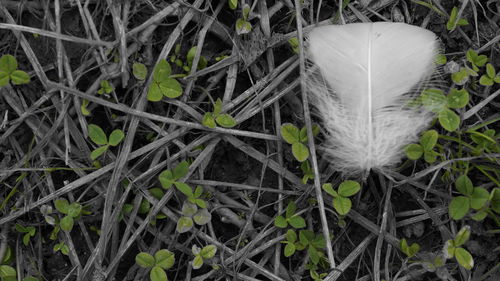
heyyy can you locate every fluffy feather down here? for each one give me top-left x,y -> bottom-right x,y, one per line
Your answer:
307,22 -> 438,175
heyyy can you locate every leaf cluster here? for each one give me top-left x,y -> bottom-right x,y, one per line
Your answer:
202,98 -> 237,128
87,124 -> 125,160
0,54 -> 30,87
323,180 -> 361,215
191,244 -> 217,270
443,226 -> 474,270
281,123 -> 320,162
136,249 -> 175,281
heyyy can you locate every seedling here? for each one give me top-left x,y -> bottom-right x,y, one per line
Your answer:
97,80 -> 113,95
274,202 -> 306,229
136,249 -> 175,281
300,160 -> 314,184
280,123 -> 320,162
14,224 -> 36,246
191,244 -> 217,269
184,46 -> 207,73
202,98 -> 237,128
53,241 -> 69,255
467,129 -> 499,155
323,180 -> 361,215
479,63 -> 500,86
235,4 -> 252,35
176,201 -> 211,233
446,6 -> 469,31
419,88 -> 469,132
158,160 -> 189,190
0,54 -> 30,87
399,238 -> 420,258
443,226 -> 474,270
54,198 -> 83,232
132,62 -> 148,81
147,59 -> 183,101
80,99 -> 91,116
448,174 -> 493,221
87,124 -> 125,160
405,130 -> 440,163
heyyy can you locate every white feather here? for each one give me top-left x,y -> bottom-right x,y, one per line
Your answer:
306,22 -> 438,175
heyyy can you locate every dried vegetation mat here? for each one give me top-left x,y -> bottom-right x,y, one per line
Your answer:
0,0 -> 499,281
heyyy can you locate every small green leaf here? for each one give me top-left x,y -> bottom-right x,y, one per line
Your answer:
228,0 -> 237,9
308,245 -> 320,264
159,170 -> 175,189
60,215 -> 74,232
423,150 -> 438,163
284,243 -> 296,257
446,7 -> 459,31
491,188 -> 500,213
455,247 -> 474,270
81,99 -> 90,116
90,145 -> 108,160
147,82 -> 163,102
176,216 -> 194,233
194,185 -> 203,198
200,245 -> 217,259
338,180 -> 361,197
420,130 -> 439,151
0,265 -> 16,279
99,80 -> 113,94
242,4 -> 251,20
194,199 -> 206,209
449,196 -> 470,220
455,174 -> 473,196
0,54 -> 17,73
447,88 -> 469,109
202,112 -> 217,128
405,144 -> 423,160
291,142 -> 309,162
439,109 -> 460,132
421,89 -> 447,112
451,68 -> 469,85
333,197 -> 352,215
235,18 -> 252,35
67,203 -> 82,218
454,226 -> 470,247
486,63 -> 496,78
108,129 -> 124,146
159,78 -> 182,99
479,75 -> 494,86
132,62 -> 147,80
281,123 -> 300,144
22,233 -> 30,246
471,211 -> 487,221
174,182 -> 193,197
150,266 -> 168,281
155,249 -> 175,269
192,255 -> 204,269
470,187 -> 489,210
274,215 -> 288,228
153,59 -> 172,81
0,71 -> 10,86
435,54 -> 447,65
285,202 -> 297,218
288,215 -> 306,229
286,229 -> 297,243
54,199 -> 70,214
173,161 -> 189,179
193,208 -> 211,225
213,98 -> 223,116
10,70 -> 30,85
322,183 -> 338,197
181,202 -> 198,217
88,124 -> 108,145
215,113 -> 237,128
138,199 -> 150,214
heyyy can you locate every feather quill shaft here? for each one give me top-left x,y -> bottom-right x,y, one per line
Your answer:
307,22 -> 438,175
